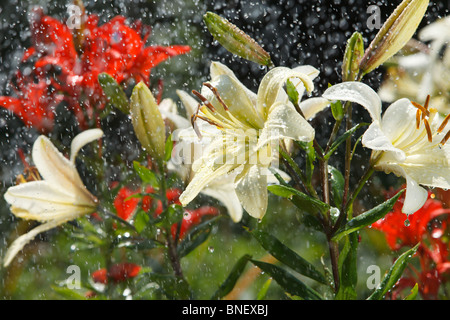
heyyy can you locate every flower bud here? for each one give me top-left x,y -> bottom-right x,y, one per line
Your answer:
130,82 -> 166,162
342,32 -> 364,82
203,12 -> 274,67
359,0 -> 429,75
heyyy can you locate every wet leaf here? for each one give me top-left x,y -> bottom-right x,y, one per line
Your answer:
332,189 -> 404,241
367,243 -> 419,300
211,254 -> 252,300
335,232 -> 358,300
250,228 -> 327,285
268,184 -> 330,215
328,165 -> 344,209
250,259 -> 323,300
133,161 -> 159,188
98,73 -> 129,114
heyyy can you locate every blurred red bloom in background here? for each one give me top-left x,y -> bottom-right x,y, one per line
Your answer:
0,7 -> 190,132
92,262 -> 141,284
372,187 -> 450,299
114,185 -> 218,240
371,189 -> 450,250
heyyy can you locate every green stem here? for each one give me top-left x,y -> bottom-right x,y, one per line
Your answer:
279,146 -> 318,199
157,159 -> 184,279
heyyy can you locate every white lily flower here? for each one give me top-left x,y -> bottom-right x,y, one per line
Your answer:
177,61 -> 326,220
323,81 -> 450,215
3,129 -> 103,267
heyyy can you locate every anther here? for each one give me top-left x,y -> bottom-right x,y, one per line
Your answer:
411,101 -> 430,118
203,82 -> 229,111
192,90 -> 216,112
416,109 -> 421,129
440,130 -> 450,147
438,113 -> 450,133
424,95 -> 430,110
424,118 -> 433,142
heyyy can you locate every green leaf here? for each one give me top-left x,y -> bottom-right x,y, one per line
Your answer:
286,79 -> 299,105
257,278 -> 273,300
404,283 -> 419,300
133,161 -> 159,188
203,12 -> 273,67
330,100 -> 344,121
250,228 -> 327,285
98,73 -> 129,113
367,243 -> 419,300
332,189 -> 404,241
211,254 -> 252,300
250,259 -> 323,300
145,273 -> 191,300
268,184 -> 330,215
177,216 -> 221,258
165,133 -> 174,162
335,232 -> 358,300
134,210 -> 150,233
52,286 -> 90,300
328,165 -> 344,209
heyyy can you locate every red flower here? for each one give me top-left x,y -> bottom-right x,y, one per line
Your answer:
371,189 -> 450,250
172,206 -> 219,240
0,8 -> 190,132
113,185 -> 181,221
113,185 -> 218,240
92,262 -> 141,284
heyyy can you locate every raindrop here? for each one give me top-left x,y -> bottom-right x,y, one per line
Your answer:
208,246 -> 215,253
404,218 -> 410,227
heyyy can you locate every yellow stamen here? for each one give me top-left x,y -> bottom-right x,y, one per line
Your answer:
438,113 -> 450,133
423,118 -> 433,142
192,90 -> 216,112
416,109 -> 421,129
411,101 -> 430,118
424,94 -> 430,110
440,130 -> 450,147
203,82 -> 229,111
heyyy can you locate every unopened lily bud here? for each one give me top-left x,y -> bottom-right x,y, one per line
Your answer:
203,12 -> 274,67
130,82 -> 166,162
342,32 -> 364,82
359,0 -> 429,75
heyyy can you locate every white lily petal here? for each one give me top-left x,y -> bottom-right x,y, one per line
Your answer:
258,102 -> 315,150
402,172 -> 429,214
159,98 -> 191,130
235,164 -> 268,219
257,67 -> 315,119
176,89 -> 199,119
179,158 -> 237,207
362,122 -> 406,162
209,61 -> 258,105
201,185 -> 243,222
202,74 -> 264,129
4,181 -> 95,221
32,135 -> 95,204
3,215 -> 79,267
292,65 -> 320,80
298,97 -> 331,120
70,128 -> 104,163
322,81 -> 382,122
